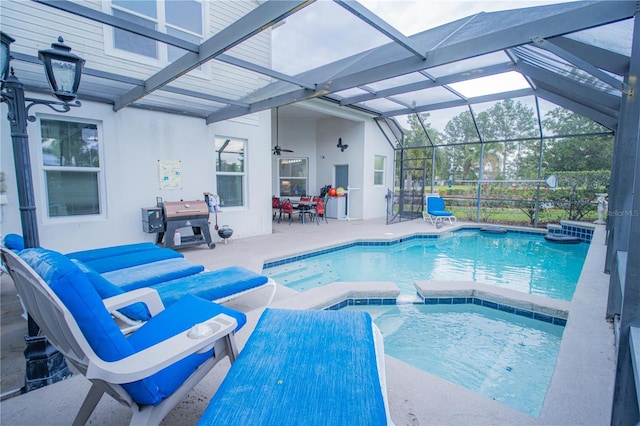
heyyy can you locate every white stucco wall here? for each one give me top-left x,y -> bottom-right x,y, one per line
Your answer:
1,96 -> 272,253
315,113 -> 394,220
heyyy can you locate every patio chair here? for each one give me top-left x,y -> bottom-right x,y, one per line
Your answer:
280,199 -> 294,224
423,196 -> 457,226
272,196 -> 281,221
309,198 -> 328,224
198,308 -> 394,425
0,247 -> 245,426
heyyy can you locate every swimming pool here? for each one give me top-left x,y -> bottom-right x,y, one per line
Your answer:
345,302 -> 564,417
263,230 -> 589,300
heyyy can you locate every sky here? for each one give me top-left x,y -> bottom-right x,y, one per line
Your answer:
269,0 -> 576,130
271,0 -> 574,76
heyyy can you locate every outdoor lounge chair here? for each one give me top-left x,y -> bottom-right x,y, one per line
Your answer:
68,247 -> 185,273
69,256 -> 277,334
0,247 -> 246,426
3,237 -> 276,327
65,242 -> 162,262
198,308 -> 394,425
423,196 -> 457,226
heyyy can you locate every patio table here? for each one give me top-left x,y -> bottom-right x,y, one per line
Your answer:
292,200 -> 316,224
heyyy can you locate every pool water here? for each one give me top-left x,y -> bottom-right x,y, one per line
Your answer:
263,230 -> 589,300
345,303 -> 564,417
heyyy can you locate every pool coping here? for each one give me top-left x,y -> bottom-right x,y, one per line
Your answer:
271,279 -> 570,327
268,281 -> 401,311
415,280 -> 570,324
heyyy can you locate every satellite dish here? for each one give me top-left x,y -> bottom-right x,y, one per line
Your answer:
545,174 -> 557,189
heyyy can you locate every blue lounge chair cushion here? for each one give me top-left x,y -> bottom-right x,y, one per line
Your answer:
152,266 -> 268,307
429,209 -> 453,217
66,242 -> 161,262
76,248 -> 183,273
19,248 -> 246,407
103,258 -> 205,292
198,308 -> 386,425
71,259 -> 151,321
3,233 -> 25,251
427,197 -> 453,216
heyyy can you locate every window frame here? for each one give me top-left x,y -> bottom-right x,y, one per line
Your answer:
38,115 -> 106,222
374,155 -> 385,186
278,158 -> 309,197
104,0 -> 205,69
215,137 -> 247,209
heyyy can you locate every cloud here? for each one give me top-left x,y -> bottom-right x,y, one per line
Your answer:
272,1 -> 388,75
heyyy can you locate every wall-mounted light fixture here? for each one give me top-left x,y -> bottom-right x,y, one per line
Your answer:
337,137 -> 348,152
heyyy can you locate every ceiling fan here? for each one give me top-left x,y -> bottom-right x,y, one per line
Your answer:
273,145 -> 294,155
273,107 -> 294,155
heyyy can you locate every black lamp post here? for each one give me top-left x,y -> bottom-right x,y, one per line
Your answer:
1,32 -> 85,392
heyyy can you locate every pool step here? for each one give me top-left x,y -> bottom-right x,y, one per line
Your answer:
264,260 -> 339,288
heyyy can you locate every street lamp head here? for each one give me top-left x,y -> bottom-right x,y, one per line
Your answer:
0,31 -> 15,82
38,36 -> 85,103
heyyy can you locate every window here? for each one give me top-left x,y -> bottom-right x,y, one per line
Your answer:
40,119 -> 102,218
215,138 -> 246,208
279,159 -> 308,197
374,155 -> 385,185
111,0 -> 203,62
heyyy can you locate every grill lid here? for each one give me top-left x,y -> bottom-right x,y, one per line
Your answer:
163,200 -> 209,219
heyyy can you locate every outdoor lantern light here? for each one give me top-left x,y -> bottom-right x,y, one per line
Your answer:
1,32 -> 84,392
38,36 -> 85,102
0,31 -> 14,81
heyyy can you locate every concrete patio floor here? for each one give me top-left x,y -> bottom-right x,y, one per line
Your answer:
0,217 -> 615,425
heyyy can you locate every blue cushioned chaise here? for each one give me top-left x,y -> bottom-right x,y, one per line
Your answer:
198,308 -> 394,426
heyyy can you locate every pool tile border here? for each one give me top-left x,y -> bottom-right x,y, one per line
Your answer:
325,297 -> 398,310
422,296 -> 567,326
325,296 -> 566,327
263,227 -> 552,269
547,221 -> 595,243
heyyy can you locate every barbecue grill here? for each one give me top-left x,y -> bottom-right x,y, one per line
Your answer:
157,200 -> 215,249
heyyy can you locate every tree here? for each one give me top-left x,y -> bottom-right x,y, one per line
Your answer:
443,109 -> 480,181
542,108 -> 613,172
481,99 -> 539,179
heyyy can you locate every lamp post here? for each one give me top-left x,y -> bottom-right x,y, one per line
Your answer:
1,32 -> 85,392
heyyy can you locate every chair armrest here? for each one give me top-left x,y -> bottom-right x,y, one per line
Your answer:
103,287 -> 165,317
85,313 -> 238,383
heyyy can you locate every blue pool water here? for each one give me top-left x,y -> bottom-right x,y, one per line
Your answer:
345,303 -> 564,417
263,230 -> 589,300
